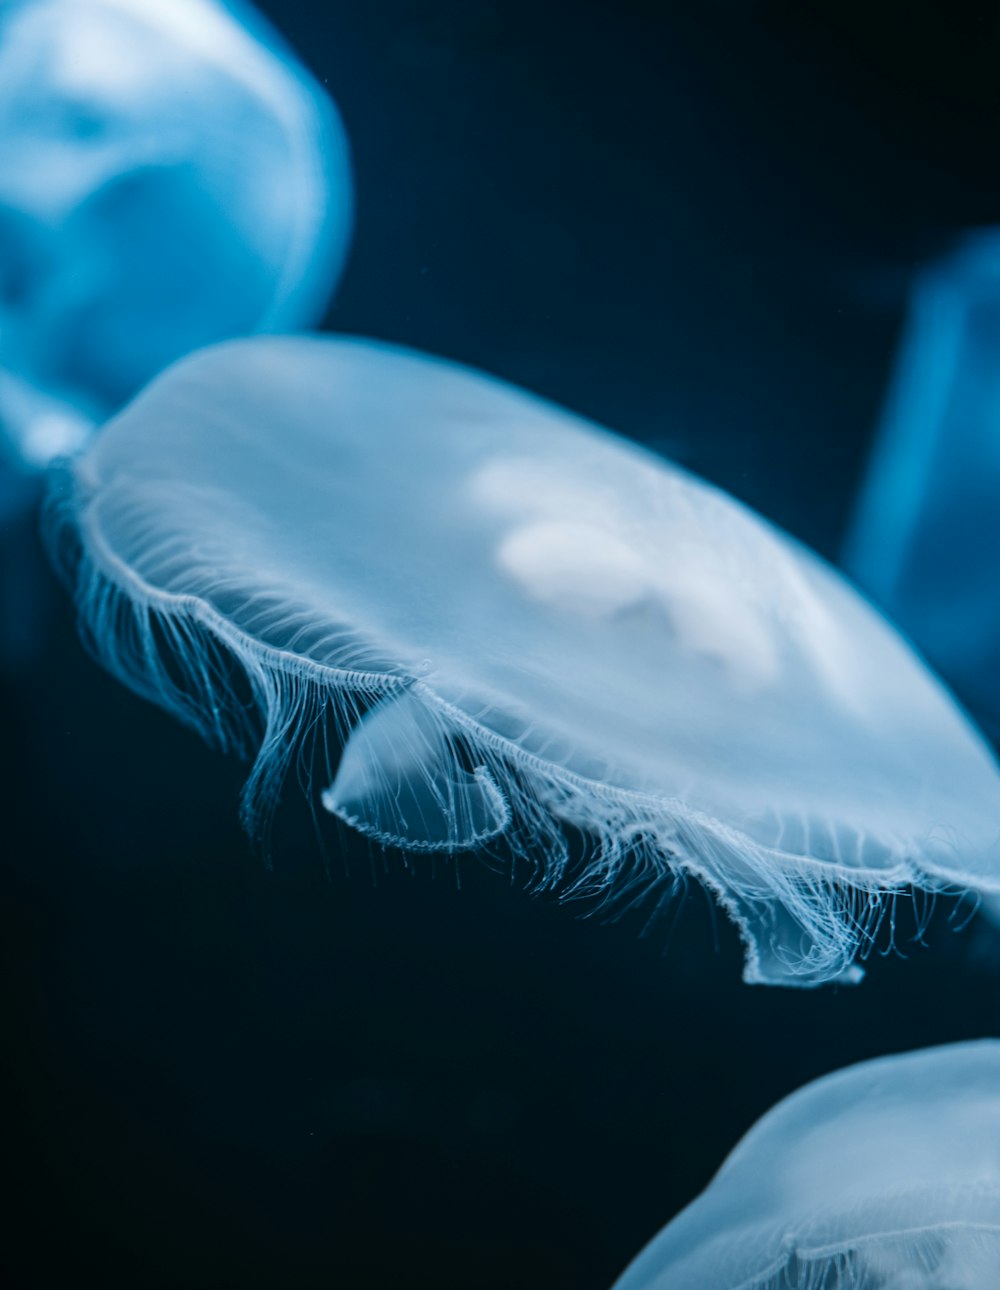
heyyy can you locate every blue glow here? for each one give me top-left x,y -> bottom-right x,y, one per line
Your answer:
613,1041 -> 1000,1289
845,233 -> 1000,738
48,335 -> 1000,988
0,0 -> 352,471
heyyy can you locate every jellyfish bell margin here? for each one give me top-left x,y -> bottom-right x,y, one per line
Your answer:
44,333 -> 1000,990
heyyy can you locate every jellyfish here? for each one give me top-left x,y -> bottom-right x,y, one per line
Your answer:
612,1041 -> 1000,1289
47,334 -> 1000,987
0,0 -> 351,471
845,232 -> 1000,741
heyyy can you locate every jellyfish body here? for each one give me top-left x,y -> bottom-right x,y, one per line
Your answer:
49,335 -> 1000,986
0,0 -> 351,469
613,1041 -> 1000,1289
845,233 -> 1000,740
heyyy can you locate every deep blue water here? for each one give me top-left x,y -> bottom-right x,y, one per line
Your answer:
5,3 -> 1000,1287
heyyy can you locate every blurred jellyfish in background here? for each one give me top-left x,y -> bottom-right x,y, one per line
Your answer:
48,334 -> 1000,987
0,0 -> 352,469
0,0 -> 352,664
845,233 -> 1000,743
612,1041 -> 1000,1290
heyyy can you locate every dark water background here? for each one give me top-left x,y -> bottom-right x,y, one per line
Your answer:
5,2 -> 1000,1286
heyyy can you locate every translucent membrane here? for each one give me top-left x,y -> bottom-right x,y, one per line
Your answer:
49,335 -> 1000,986
613,1041 -> 1000,1290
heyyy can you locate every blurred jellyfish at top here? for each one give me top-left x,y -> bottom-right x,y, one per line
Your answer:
0,0 -> 352,474
48,335 -> 1000,987
845,233 -> 1000,741
612,1041 -> 1000,1289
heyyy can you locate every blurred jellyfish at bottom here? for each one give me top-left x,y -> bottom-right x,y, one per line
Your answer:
0,0 -> 352,471
845,233 -> 1000,741
48,335 -> 1000,987
613,1041 -> 1000,1290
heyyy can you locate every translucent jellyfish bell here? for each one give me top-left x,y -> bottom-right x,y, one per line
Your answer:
0,0 -> 351,468
845,232 -> 1000,740
613,1041 -> 1000,1290
49,335 -> 1000,987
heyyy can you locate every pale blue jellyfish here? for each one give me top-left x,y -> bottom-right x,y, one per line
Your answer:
48,335 -> 1000,987
0,0 -> 351,471
845,233 -> 1000,738
613,1041 -> 1000,1289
